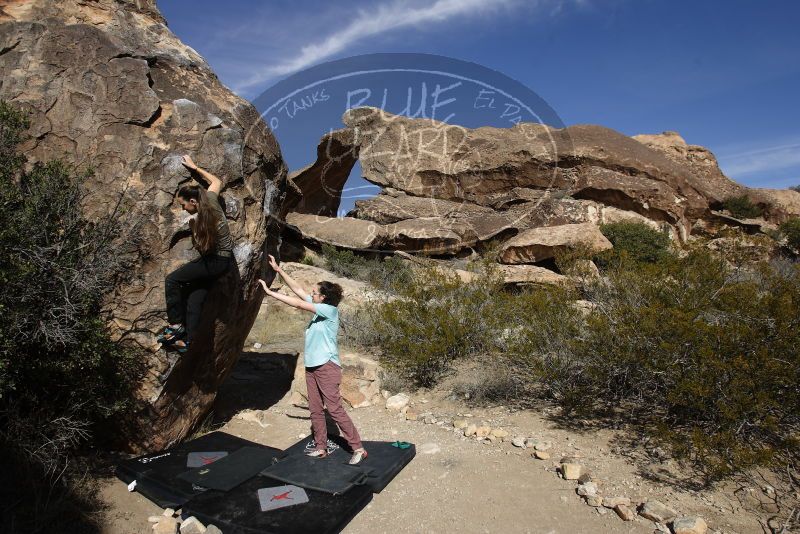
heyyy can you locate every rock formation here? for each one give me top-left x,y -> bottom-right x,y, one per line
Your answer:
284,107 -> 800,269
0,0 -> 287,449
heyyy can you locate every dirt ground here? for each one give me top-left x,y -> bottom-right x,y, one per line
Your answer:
98,303 -> 776,534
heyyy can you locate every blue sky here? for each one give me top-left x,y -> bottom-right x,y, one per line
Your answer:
159,0 -> 800,210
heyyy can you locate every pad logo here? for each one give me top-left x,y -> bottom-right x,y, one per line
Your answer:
139,452 -> 171,464
258,485 -> 309,512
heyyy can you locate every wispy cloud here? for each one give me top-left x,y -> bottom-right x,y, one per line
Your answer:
717,138 -> 800,177
233,0 -> 563,93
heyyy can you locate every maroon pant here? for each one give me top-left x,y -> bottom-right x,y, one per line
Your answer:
305,361 -> 363,452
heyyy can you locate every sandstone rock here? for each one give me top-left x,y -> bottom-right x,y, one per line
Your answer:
474,426 -> 492,438
286,213 -> 385,250
498,223 -> 612,264
633,131 -> 745,208
533,451 -> 550,460
179,517 -> 206,534
163,509 -> 176,517
603,497 -> 630,508
422,414 -> 436,424
204,526 -> 222,534
672,516 -> 708,534
560,463 -> 583,480
154,517 -> 178,534
286,129 -> 358,217
382,217 -> 465,254
496,264 -> 569,286
753,188 -> 800,222
638,500 -> 677,523
0,0 -> 286,450
342,108 -> 708,225
585,495 -> 603,507
385,393 -> 410,411
284,107 -> 749,263
351,190 -> 495,225
614,504 -> 636,521
453,419 -> 468,430
534,440 -> 553,451
511,436 -> 526,448
490,428 -> 509,439
576,481 -> 598,498
405,408 -> 419,421
464,424 -> 478,437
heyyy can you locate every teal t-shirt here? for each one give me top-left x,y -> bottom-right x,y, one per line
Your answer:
303,295 -> 341,368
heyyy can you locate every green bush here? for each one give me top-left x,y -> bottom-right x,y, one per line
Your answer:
359,244 -> 799,480
0,101 -> 144,532
779,217 -> 800,250
723,195 -> 764,219
597,221 -> 672,266
370,266 -> 513,387
569,251 -> 800,478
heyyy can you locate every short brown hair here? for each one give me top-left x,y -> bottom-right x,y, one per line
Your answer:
317,281 -> 343,306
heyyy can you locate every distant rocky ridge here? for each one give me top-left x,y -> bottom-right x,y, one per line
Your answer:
0,0 -> 287,449
284,107 -> 799,279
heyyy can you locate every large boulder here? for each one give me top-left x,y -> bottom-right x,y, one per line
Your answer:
287,128 -> 357,217
0,0 -> 287,449
286,212 -> 386,250
498,223 -> 612,264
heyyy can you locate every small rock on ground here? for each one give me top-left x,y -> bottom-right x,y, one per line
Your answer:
179,516 -> 206,534
154,517 -> 179,534
385,393 -> 410,411
603,496 -> 630,509
561,463 -> 583,480
576,482 -> 598,498
672,516 -> 708,534
585,496 -> 603,507
639,500 -> 677,523
614,504 -> 636,521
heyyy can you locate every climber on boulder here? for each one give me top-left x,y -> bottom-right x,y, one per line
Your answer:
158,155 -> 234,353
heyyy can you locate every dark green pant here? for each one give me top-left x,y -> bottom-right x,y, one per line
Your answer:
165,254 -> 231,342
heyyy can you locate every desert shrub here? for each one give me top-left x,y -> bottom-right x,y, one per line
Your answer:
564,251 -> 799,477
300,255 -> 315,266
789,185 -> 800,193
360,239 -> 799,478
320,244 -> 413,292
597,221 -> 672,266
723,194 -> 764,219
0,101 -> 144,532
779,217 -> 800,250
369,266 -> 513,387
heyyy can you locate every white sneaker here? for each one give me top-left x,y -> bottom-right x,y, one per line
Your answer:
349,448 -> 368,465
306,449 -> 328,458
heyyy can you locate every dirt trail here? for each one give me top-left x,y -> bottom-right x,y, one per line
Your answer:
99,300 -> 765,533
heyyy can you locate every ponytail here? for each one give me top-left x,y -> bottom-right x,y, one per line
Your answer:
178,185 -> 219,255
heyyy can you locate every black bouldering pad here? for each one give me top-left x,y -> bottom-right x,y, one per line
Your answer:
178,446 -> 282,492
276,436 -> 415,493
116,432 -> 281,508
260,453 -> 367,494
182,474 -> 373,534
